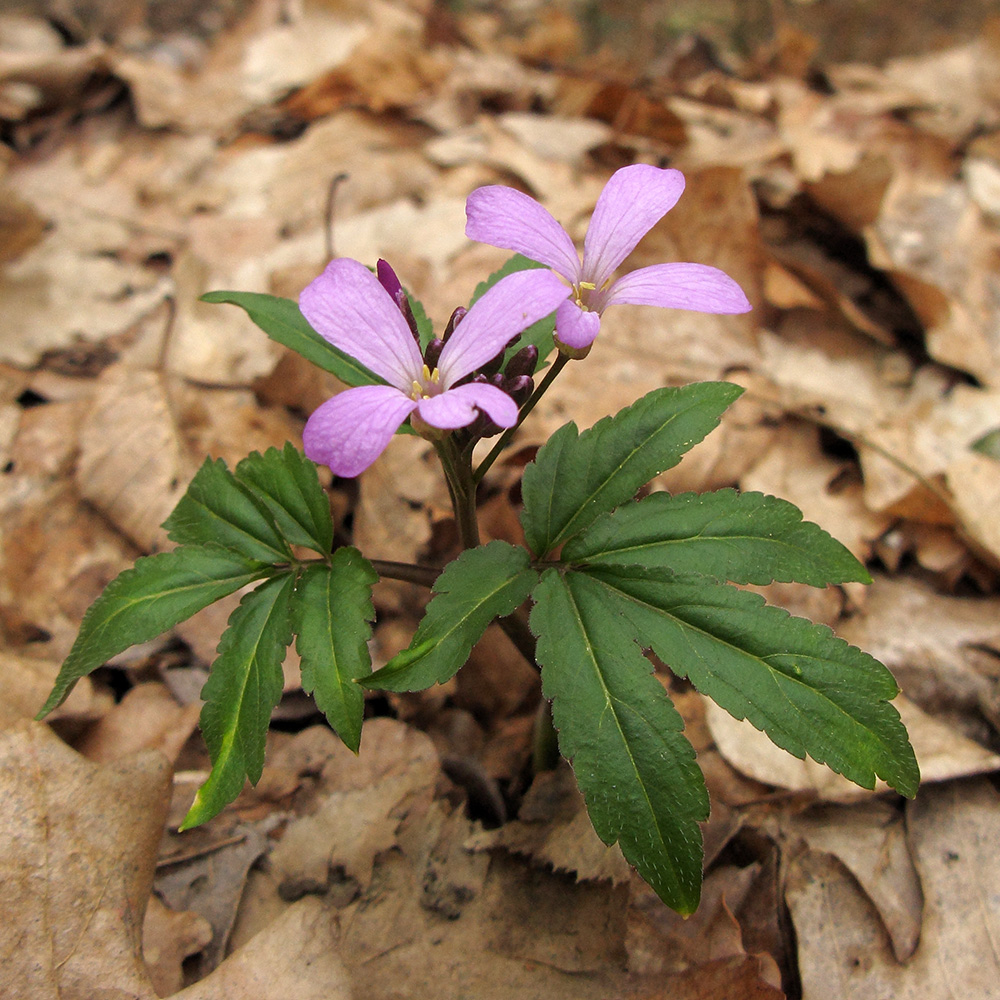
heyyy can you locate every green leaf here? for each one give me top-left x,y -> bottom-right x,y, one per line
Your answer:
182,572 -> 296,829
589,565 -> 919,797
164,456 -> 292,564
365,541 -> 537,692
235,444 -> 334,555
292,550 -> 377,752
563,489 -> 871,586
530,568 -> 709,914
471,254 -> 556,365
200,291 -> 382,387
406,289 -> 434,350
37,546 -> 268,716
521,382 -> 744,558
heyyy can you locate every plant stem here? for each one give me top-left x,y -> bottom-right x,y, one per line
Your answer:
369,559 -> 439,588
473,353 -> 570,484
435,437 -> 480,549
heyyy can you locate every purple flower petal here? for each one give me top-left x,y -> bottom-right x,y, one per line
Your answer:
602,262 -> 752,314
299,258 -> 423,392
466,185 -> 582,281
303,385 -> 417,478
554,299 -> 601,350
581,165 -> 686,291
416,382 -> 519,430
438,269 -> 569,382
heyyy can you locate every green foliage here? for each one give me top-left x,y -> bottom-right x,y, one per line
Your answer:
471,254 -> 557,365
587,565 -> 919,797
37,545 -> 268,716
164,457 -> 293,563
181,573 -> 296,829
521,382 -> 744,558
235,444 -> 334,555
365,541 -> 537,691
530,569 -> 709,915
200,291 -> 382,387
563,488 -> 871,585
292,550 -> 378,753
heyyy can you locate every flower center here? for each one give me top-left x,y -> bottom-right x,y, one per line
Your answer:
410,364 -> 442,401
573,280 -> 597,311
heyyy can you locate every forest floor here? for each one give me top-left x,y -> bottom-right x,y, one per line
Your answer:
2,1 -> 1000,997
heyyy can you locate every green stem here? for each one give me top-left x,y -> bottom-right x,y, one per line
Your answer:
435,437 -> 480,549
473,353 -> 571,484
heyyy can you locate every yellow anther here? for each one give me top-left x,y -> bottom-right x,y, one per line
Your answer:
430,366 -> 440,382
578,280 -> 596,291
410,380 -> 423,400
421,363 -> 431,381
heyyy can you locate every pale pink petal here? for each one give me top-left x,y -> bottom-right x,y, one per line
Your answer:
581,165 -> 686,290
554,299 -> 601,350
299,258 -> 422,392
438,269 -> 569,382
303,385 -> 417,478
602,262 -> 752,314
416,383 -> 519,430
465,186 -> 582,281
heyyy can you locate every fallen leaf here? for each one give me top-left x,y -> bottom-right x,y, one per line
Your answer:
787,779 -> 1000,999
0,720 -> 170,998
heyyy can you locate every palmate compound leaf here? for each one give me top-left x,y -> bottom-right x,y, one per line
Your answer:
164,456 -> 292,564
529,568 -> 709,915
235,443 -> 334,556
588,564 -> 920,798
37,545 -> 270,716
521,382 -> 744,559
291,550 -> 378,753
365,541 -> 538,692
563,488 -> 871,586
200,291 -> 383,387
182,572 -> 296,829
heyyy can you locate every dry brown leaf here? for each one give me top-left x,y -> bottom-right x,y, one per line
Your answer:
788,779 -> 1000,999
77,366 -> 190,551
705,694 -> 1000,801
75,682 -> 201,765
0,720 -> 170,998
837,574 -> 1000,731
782,800 -> 923,962
468,764 -> 633,886
142,894 -> 214,998
175,897 -> 351,1000
0,649 -> 111,728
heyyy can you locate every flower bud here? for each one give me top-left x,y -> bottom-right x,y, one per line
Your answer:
441,306 -> 467,343
376,258 -> 420,343
424,337 -> 445,370
502,373 -> 533,408
504,344 -> 538,380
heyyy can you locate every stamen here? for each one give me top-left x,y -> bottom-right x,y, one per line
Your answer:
430,366 -> 440,383
421,363 -> 431,381
410,380 -> 423,400
579,281 -> 596,290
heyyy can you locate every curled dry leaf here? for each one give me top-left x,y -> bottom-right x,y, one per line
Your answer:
0,720 -> 170,999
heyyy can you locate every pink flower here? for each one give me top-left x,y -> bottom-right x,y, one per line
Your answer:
466,164 -> 751,354
299,259 -> 568,477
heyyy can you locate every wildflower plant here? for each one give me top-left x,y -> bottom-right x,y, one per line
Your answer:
39,166 -> 919,915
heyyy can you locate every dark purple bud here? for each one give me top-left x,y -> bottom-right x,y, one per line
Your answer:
424,337 -> 445,369
376,259 -> 420,343
442,306 -> 467,343
504,344 -> 539,380
503,374 -> 533,407
376,258 -> 402,300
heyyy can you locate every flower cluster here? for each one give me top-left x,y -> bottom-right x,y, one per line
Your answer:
300,165 -> 751,477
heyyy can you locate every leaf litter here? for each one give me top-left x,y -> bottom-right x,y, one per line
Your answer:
2,0 -> 1000,996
